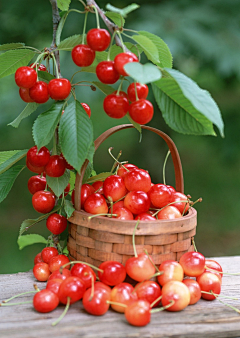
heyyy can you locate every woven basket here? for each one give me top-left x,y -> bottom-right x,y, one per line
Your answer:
67,124 -> 197,267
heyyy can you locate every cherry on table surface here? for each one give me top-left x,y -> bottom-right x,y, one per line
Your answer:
197,272 -> 221,301
161,280 -> 190,311
125,299 -> 151,327
48,254 -> 70,273
98,261 -> 126,286
33,289 -> 59,313
110,282 -> 138,313
58,276 -> 86,304
70,263 -> 96,289
179,251 -> 206,277
182,278 -> 201,305
46,278 -> 63,295
41,246 -> 59,264
33,262 -> 51,282
82,286 -> 111,316
134,280 -> 162,308
125,252 -> 156,282
157,260 -> 184,286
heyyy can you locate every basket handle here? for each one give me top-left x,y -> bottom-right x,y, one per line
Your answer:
74,124 -> 184,211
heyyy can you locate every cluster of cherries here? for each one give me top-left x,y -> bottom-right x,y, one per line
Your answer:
73,162 -> 190,220
32,245 -> 223,327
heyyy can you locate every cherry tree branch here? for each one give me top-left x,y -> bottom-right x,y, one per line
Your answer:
49,0 -> 61,76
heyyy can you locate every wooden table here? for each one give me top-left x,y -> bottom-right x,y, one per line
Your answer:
1,256 -> 240,338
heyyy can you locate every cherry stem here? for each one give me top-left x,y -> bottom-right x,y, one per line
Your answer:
108,147 -> 129,172
107,196 -> 113,216
143,249 -> 160,273
106,300 -> 127,308
0,300 -> 32,306
51,52 -> 60,79
209,291 -> 240,314
88,274 -> 95,302
133,271 -> 163,295
150,295 -> 162,308
81,11 -> 89,44
107,30 -> 118,61
116,77 -> 124,95
91,5 -> 100,29
88,213 -> 118,220
116,31 -> 126,52
150,300 -> 175,313
192,237 -> 198,252
134,82 -> 139,101
110,150 -> 122,174
205,266 -> 240,276
1,290 -> 38,304
151,199 -> 190,218
201,291 -> 238,300
132,220 -> 140,258
60,260 -> 104,273
52,297 -> 71,326
163,150 -> 170,185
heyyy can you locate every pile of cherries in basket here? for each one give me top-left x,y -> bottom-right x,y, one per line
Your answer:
32,247 -> 224,327
73,162 -> 191,220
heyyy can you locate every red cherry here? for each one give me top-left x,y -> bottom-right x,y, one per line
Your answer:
117,163 -> 138,178
82,286 -> 110,316
27,145 -> 50,167
114,52 -> 139,76
134,281 -> 162,308
58,276 -> 86,304
127,83 -> 149,102
29,81 -> 49,104
41,247 -> 59,264
48,268 -> 71,281
46,278 -> 63,295
92,180 -> 104,194
103,93 -> 129,119
98,261 -> 126,286
96,61 -> 120,84
33,262 -> 51,281
45,155 -> 66,177
113,207 -> 134,220
103,175 -> 127,202
161,281 -> 190,311
157,206 -> 182,220
135,213 -> 156,221
129,99 -> 154,125
205,259 -> 223,277
125,300 -> 151,327
80,183 -> 95,208
124,168 -> 152,193
81,102 -> 91,117
61,154 -> 74,170
170,192 -> 190,214
179,251 -> 206,277
71,44 -> 95,67
125,252 -> 156,282
28,175 -> 47,195
32,190 -> 56,213
86,28 -> 111,51
19,87 -> 34,102
124,190 -> 151,215
110,283 -> 138,313
148,184 -> 172,208
48,78 -> 71,100
197,272 -> 221,300
46,213 -> 68,235
182,279 -> 201,305
111,200 -> 124,213
26,159 -> 45,174
15,66 -> 37,88
84,193 -> 108,214
30,63 -> 47,72
157,260 -> 184,286
33,289 -> 59,313
48,254 -> 70,273
71,263 -> 96,289
34,252 -> 44,265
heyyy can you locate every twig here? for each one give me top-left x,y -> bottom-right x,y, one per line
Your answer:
49,0 -> 61,76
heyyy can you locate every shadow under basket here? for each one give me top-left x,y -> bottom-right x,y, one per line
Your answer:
67,124 -> 197,267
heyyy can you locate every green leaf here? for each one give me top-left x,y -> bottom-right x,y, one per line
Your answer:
0,49 -> 36,79
64,199 -> 75,218
59,100 -> 94,172
0,165 -> 25,203
126,113 -> 142,134
69,170 -> 76,192
38,71 -> 55,83
81,66 -> 96,74
46,170 -> 70,198
57,0 -> 71,11
152,69 -> 221,136
131,35 -> 160,64
0,43 -> 25,51
32,102 -> 64,149
106,3 -> 139,17
105,12 -> 125,27
87,142 -> 95,164
124,62 -> 162,84
0,149 -> 27,175
56,11 -> 69,46
91,81 -> 115,95
137,31 -> 173,68
17,234 -> 47,250
95,51 -> 108,63
8,103 -> 39,128
86,172 -> 112,184
19,205 -> 61,237
57,34 -> 82,51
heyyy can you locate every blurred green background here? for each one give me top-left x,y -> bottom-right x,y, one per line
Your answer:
0,0 -> 240,274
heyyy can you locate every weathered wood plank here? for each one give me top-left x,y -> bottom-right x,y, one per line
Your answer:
0,256 -> 240,338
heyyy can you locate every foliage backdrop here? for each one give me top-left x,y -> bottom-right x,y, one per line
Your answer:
0,0 -> 240,273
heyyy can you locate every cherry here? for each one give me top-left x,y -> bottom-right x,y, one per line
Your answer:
170,192 -> 190,214
82,287 -> 111,316
46,213 -> 68,235
92,180 -> 104,194
41,246 -> 59,264
124,168 -> 152,193
70,263 -> 96,289
27,145 -> 50,167
81,102 -> 91,117
46,278 -> 63,295
58,276 -> 86,304
45,155 -> 66,177
135,213 -> 156,221
29,81 -> 49,104
94,282 -> 112,294
197,272 -> 221,301
110,283 -> 138,313
71,44 -> 95,67
34,252 -> 44,265
182,279 -> 201,305
205,259 -> 223,276
103,93 -> 129,119
103,175 -> 127,202
48,78 -> 71,101
26,159 -> 45,174
124,190 -> 151,215
84,193 -> 108,214
179,251 -> 206,277
134,281 -> 162,308
111,200 -> 124,213
114,52 -> 139,76
33,262 -> 51,281
30,63 -> 47,72
125,300 -> 151,327
125,252 -> 156,282
61,154 -> 74,170
129,99 -> 154,125
15,66 -> 37,88
161,281 -> 190,311
117,163 -> 138,178
98,261 -> 126,286
127,83 -> 149,102
28,175 -> 47,195
86,28 -> 111,51
80,183 -> 95,209
19,87 -> 34,102
148,184 -> 172,209
157,206 -> 182,220
96,61 -> 120,84
113,206 -> 134,220
33,289 -> 59,313
48,254 -> 70,273
157,260 -> 184,286
32,190 -> 56,213
48,268 -> 71,281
